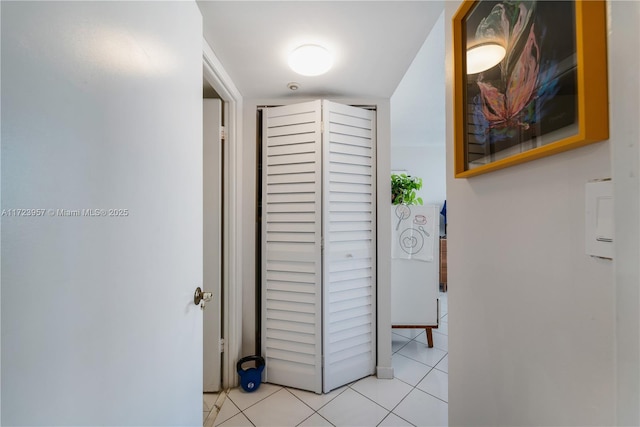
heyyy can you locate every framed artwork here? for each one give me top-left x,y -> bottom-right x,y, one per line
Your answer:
453,0 -> 609,178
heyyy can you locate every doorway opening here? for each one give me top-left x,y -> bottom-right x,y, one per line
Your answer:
388,8 -> 448,408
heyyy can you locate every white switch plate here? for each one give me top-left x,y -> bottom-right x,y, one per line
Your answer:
585,180 -> 613,259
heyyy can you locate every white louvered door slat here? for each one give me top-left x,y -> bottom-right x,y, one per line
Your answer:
262,100 -> 323,393
322,100 -> 376,393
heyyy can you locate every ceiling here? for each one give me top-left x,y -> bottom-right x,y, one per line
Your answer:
197,1 -> 445,99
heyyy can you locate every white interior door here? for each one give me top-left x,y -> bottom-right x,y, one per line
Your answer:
262,100 -> 323,393
322,101 -> 376,392
203,99 -> 223,392
1,2 -> 204,424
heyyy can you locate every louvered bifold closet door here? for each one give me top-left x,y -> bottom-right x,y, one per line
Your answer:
322,100 -> 376,393
262,100 -> 323,393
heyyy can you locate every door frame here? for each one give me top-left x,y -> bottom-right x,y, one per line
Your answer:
203,40 -> 243,388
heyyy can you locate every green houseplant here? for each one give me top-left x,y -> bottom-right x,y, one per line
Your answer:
391,173 -> 423,205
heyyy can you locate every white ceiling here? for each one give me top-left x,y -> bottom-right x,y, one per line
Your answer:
197,1 -> 445,99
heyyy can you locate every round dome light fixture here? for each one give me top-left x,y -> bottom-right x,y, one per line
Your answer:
466,42 -> 506,74
288,44 -> 333,76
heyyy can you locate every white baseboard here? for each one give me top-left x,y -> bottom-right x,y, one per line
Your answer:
376,366 -> 394,379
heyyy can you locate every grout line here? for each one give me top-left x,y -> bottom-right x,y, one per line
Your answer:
389,329 -> 449,424
348,382 -> 394,413
210,394 -> 240,427
286,384 -> 349,413
386,372 -> 428,427
297,411 -> 335,427
283,387 -> 318,413
434,366 -> 448,375
224,411 -> 256,427
393,351 -> 441,373
377,411 -> 416,427
229,385 -> 283,412
415,386 -> 449,405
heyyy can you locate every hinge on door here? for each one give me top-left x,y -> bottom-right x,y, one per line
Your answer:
220,126 -> 226,140
321,122 -> 324,133
220,338 -> 225,353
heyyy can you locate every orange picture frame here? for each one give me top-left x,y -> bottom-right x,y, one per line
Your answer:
452,0 -> 609,178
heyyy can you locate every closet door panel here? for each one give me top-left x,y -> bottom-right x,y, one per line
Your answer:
262,100 -> 323,393
322,100 -> 376,393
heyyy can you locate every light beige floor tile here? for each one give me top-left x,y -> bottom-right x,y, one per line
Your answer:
351,376 -> 412,411
213,398 -> 240,427
392,354 -> 432,386
437,321 -> 448,336
397,341 -> 447,367
227,383 -> 281,411
435,355 -> 448,373
297,412 -> 334,427
416,368 -> 448,403
414,331 -> 448,352
217,412 -> 254,427
288,385 -> 347,411
378,412 -> 415,427
392,333 -> 412,353
243,389 -> 314,427
393,389 -> 447,427
318,388 -> 388,427
392,328 -> 425,340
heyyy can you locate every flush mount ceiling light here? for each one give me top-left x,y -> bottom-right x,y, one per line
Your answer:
288,44 -> 333,76
466,42 -> 506,74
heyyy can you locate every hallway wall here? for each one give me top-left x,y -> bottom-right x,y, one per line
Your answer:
445,1 -> 619,425
609,0 -> 640,423
390,11 -> 446,233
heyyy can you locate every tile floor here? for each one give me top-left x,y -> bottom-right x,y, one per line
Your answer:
203,292 -> 448,427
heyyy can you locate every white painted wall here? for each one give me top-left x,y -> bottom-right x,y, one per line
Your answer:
391,12 -> 446,231
609,1 -> 640,424
1,2 -> 203,424
391,145 -> 446,209
391,12 -> 446,148
445,1 -> 621,425
241,97 -> 393,377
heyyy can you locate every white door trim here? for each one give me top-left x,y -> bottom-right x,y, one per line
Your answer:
203,39 -> 244,389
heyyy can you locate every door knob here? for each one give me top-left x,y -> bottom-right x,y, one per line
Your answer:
194,286 -> 213,310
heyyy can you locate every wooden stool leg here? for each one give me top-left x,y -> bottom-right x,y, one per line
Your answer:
425,327 -> 434,348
